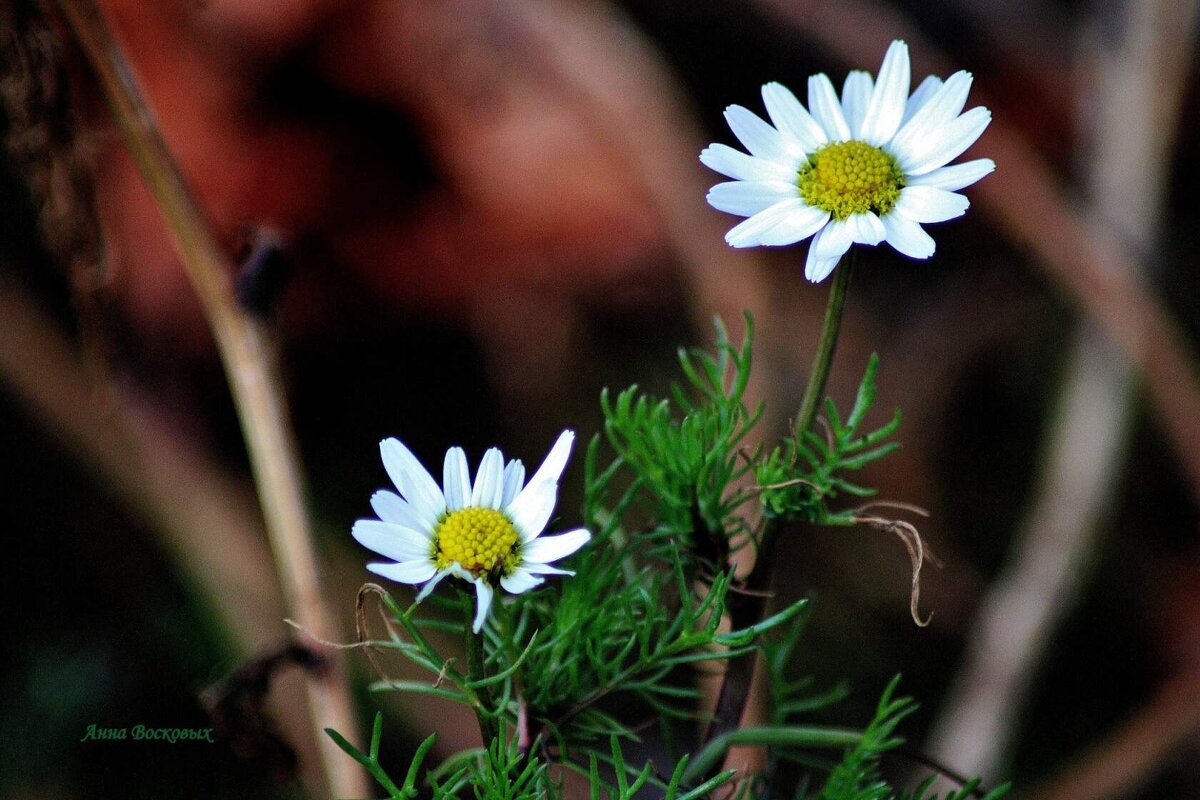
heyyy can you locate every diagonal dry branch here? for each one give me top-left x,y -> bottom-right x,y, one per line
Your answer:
46,0 -> 365,795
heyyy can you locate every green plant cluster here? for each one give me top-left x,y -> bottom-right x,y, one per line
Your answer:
329,317 -> 1005,800
599,315 -> 762,570
757,353 -> 900,524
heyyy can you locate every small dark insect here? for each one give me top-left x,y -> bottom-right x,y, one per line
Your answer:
234,227 -> 292,318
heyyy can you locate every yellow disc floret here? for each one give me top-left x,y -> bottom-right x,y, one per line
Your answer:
798,140 -> 904,220
433,507 -> 521,577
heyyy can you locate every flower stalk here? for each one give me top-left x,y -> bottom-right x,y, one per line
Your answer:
702,252 -> 853,770
464,593 -> 501,746
795,251 -> 856,437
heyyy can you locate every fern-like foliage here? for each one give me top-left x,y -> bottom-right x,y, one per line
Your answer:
758,353 -> 900,524
325,712 -> 436,800
818,677 -> 916,800
459,735 -> 550,800
331,315 -> 1006,800
360,540 -> 814,781
762,604 -> 850,729
817,679 -> 1010,800
899,777 -> 1011,800
600,314 -> 762,568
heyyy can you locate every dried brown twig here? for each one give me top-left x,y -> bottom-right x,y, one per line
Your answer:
46,0 -> 365,794
852,511 -> 935,628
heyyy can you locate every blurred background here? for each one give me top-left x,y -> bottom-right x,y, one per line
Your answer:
2,0 -> 1200,797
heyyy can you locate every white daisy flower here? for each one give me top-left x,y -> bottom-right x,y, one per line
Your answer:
352,430 -> 591,633
701,40 -> 994,282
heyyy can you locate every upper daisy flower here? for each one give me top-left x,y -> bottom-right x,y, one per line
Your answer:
352,430 -> 591,633
700,40 -> 994,282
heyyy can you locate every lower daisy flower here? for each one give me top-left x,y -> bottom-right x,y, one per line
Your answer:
352,430 -> 591,632
700,40 -> 994,282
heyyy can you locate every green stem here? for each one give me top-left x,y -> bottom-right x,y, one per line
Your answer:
464,593 -> 500,746
795,252 -> 856,438
698,250 -> 856,781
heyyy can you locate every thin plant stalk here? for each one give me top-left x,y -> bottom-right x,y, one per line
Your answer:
795,252 -> 856,438
464,595 -> 501,746
50,0 -> 365,795
701,251 -> 855,768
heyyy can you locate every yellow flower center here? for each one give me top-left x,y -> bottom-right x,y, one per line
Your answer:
798,140 -> 904,220
433,507 -> 521,577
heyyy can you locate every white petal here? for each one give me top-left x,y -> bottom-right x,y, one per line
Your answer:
501,459 -> 526,507
367,559 -> 437,585
443,447 -> 472,512
416,568 -> 454,601
471,448 -> 505,509
860,40 -> 910,145
724,105 -> 805,167
500,568 -> 545,595
507,480 -> 557,542
522,562 -> 573,576
353,519 -> 431,562
807,73 -> 851,141
900,107 -> 991,176
380,439 -> 445,526
901,75 -> 942,127
707,180 -> 800,217
700,143 -> 796,182
761,82 -> 827,151
370,490 -> 428,532
882,213 -> 936,259
525,430 -> 575,490
895,186 -> 970,223
813,217 -> 856,261
755,203 -> 831,247
805,254 -> 840,283
472,581 -> 494,633
847,212 -> 886,245
889,71 -> 973,165
905,71 -> 971,131
840,71 -> 873,139
907,158 -> 995,191
725,198 -> 810,248
804,222 -> 852,282
523,528 -> 591,566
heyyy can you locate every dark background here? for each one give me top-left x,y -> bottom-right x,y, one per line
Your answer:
2,0 -> 1199,797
